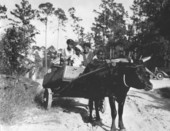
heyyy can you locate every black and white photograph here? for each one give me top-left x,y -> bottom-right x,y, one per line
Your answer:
0,0 -> 170,131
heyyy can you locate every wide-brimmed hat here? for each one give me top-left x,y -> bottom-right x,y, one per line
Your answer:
75,45 -> 83,52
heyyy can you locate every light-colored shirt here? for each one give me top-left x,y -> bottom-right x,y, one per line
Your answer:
63,48 -> 74,60
71,54 -> 84,67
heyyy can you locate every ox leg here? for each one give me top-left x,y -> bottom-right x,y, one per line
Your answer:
88,99 -> 93,122
95,99 -> 101,121
118,100 -> 126,131
109,96 -> 117,131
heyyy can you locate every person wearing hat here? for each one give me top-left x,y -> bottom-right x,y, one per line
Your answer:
71,44 -> 84,67
63,39 -> 75,65
82,42 -> 94,66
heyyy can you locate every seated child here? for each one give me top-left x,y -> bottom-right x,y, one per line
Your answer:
71,45 -> 84,68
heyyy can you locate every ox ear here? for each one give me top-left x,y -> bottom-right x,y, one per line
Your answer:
142,56 -> 151,62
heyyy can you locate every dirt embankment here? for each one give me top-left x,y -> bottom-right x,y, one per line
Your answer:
1,78 -> 170,131
0,75 -> 39,125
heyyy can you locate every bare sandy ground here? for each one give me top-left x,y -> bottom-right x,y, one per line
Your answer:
1,78 -> 170,131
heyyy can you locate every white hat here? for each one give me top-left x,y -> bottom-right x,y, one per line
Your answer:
75,45 -> 83,52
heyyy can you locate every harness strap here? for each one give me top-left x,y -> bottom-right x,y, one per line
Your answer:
123,74 -> 129,87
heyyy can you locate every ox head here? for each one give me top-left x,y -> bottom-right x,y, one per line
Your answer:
127,63 -> 153,91
107,56 -> 153,91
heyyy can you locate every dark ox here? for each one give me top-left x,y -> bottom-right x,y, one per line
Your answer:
81,57 -> 153,131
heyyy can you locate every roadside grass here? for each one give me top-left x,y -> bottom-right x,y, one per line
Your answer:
0,75 -> 39,125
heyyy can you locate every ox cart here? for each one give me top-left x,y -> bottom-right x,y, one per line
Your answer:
42,57 -> 153,131
42,65 -> 106,109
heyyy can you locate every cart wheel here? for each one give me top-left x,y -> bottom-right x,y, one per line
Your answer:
43,88 -> 52,109
156,72 -> 164,80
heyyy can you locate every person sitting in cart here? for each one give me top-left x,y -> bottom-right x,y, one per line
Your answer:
92,49 -> 106,65
71,44 -> 84,67
82,42 -> 94,67
49,51 -> 61,71
63,39 -> 75,65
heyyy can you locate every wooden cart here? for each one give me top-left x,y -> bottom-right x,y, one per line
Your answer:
42,65 -> 107,109
42,65 -> 85,109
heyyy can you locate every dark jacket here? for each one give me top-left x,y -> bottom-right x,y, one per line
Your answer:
82,51 -> 94,66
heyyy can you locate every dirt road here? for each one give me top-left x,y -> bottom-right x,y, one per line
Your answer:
1,79 -> 170,131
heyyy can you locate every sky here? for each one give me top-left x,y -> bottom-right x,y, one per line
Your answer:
0,0 -> 134,50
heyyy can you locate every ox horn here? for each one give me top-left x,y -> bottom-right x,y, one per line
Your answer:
142,56 -> 151,62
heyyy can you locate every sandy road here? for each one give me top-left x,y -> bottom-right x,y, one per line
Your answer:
1,78 -> 170,131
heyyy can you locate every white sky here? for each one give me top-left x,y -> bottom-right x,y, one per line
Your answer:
0,0 -> 134,50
